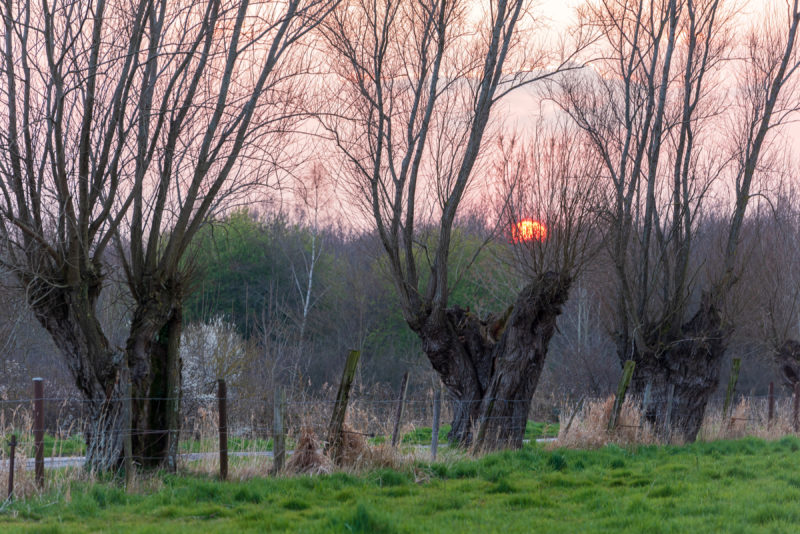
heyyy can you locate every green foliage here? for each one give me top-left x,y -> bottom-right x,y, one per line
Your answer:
180,211 -> 528,385
184,210 -> 296,335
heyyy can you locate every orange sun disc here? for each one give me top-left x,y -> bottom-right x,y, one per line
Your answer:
512,219 -> 547,242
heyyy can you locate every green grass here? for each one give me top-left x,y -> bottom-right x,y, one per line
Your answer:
3,434 -> 86,458
3,436 -> 798,532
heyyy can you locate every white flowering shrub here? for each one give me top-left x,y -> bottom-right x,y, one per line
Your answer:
181,317 -> 250,432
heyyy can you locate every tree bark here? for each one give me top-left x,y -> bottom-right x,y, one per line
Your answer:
25,272 -> 129,471
475,272 -> 571,451
775,339 -> 800,389
26,267 -> 184,471
126,284 -> 183,470
414,272 -> 571,448
626,292 -> 727,442
416,307 -> 489,445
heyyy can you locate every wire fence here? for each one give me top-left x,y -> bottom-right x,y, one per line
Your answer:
1,390 -> 797,457
3,376 -> 800,501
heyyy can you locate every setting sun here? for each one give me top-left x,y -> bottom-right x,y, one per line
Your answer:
512,219 -> 547,242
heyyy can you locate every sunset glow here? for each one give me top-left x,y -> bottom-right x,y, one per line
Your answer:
512,219 -> 547,242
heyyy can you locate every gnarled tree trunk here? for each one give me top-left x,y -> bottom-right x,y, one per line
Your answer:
475,272 -> 571,450
775,339 -> 800,389
27,273 -> 130,471
126,284 -> 183,470
414,272 -> 571,449
626,293 -> 727,442
27,269 -> 184,471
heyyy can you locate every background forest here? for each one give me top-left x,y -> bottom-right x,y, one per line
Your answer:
2,199 -> 797,413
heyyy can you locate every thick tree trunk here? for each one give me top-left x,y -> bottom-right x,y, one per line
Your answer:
126,289 -> 183,470
84,386 -> 128,472
474,272 -> 571,451
416,306 -> 490,445
627,293 -> 727,442
27,268 -> 183,471
414,272 -> 571,448
775,339 -> 800,389
26,274 -> 130,471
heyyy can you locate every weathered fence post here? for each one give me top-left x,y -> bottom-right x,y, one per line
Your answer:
391,372 -> 410,447
218,379 -> 228,481
271,387 -> 286,476
123,366 -> 133,489
638,381 -> 653,439
723,358 -> 741,419
794,383 -> 800,433
7,434 -> 16,499
608,360 -> 635,433
33,377 -> 44,489
431,390 -> 441,461
325,350 -> 361,463
768,382 -> 775,425
642,381 -> 652,416
562,396 -> 586,438
664,383 -> 675,442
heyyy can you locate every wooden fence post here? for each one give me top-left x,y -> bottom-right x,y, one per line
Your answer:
664,383 -> 675,442
325,350 -> 361,463
794,382 -> 800,433
271,387 -> 286,476
391,372 -> 410,447
431,390 -> 441,461
608,360 -> 635,433
218,379 -> 228,481
7,434 -> 16,499
723,358 -> 741,419
124,368 -> 133,489
33,378 -> 44,489
768,382 -> 775,425
642,381 -> 652,416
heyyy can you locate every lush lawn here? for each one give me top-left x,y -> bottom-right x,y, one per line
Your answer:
3,437 -> 800,533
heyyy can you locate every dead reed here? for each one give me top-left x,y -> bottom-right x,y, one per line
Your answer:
555,394 -> 800,450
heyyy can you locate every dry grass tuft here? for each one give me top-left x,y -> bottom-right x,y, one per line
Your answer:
324,425 -> 409,473
698,397 -> 798,442
555,394 -> 800,450
346,442 -> 407,473
285,427 -> 330,475
555,396 -> 658,449
1,404 -> 85,501
335,425 -> 369,467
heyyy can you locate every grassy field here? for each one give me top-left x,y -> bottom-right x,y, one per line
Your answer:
3,436 -> 800,533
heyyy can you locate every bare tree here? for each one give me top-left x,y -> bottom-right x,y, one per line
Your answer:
554,0 -> 800,440
319,0 -> 592,448
472,123 -> 602,449
0,0 -> 337,470
747,185 -> 800,387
